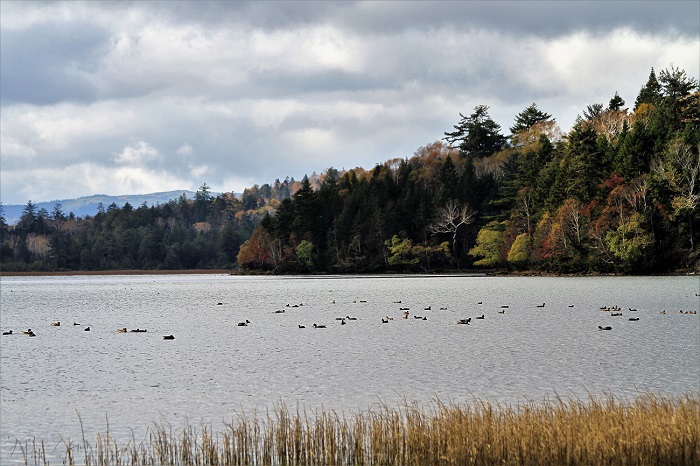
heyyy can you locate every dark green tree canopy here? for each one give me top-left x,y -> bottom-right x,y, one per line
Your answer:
608,92 -> 625,111
510,103 -> 553,135
444,105 -> 507,159
634,67 -> 662,110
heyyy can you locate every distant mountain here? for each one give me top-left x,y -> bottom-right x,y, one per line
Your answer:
1,190 -> 199,225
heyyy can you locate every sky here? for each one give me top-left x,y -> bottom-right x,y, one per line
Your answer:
1,1 -> 698,206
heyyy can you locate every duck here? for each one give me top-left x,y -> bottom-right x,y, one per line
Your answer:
274,309 -> 285,314
497,309 -> 505,314
21,328 -> 34,335
628,308 -> 638,312
345,316 -> 357,320
381,318 -> 389,324
611,312 -> 622,316
477,302 -> 483,305
73,322 -> 81,326
536,303 -> 545,308
659,310 -> 666,314
313,323 -> 326,328
598,326 -> 612,330
2,330 -> 12,335
424,306 -> 431,311
385,316 -> 394,320
217,302 -> 223,305
117,328 -> 128,333
84,327 -> 90,331
298,325 -> 306,328
440,307 -> 448,310
628,317 -> 639,321
51,322 -> 60,326
457,318 -> 471,325
238,320 -> 250,326
476,315 -> 485,319
568,305 -> 574,308
163,335 -> 175,340
130,329 -> 147,333
501,305 -> 509,308
403,311 -> 410,319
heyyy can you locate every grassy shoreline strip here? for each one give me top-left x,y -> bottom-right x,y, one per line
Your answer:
12,392 -> 700,465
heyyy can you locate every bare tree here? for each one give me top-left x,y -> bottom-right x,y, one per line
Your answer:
429,200 -> 476,258
653,141 -> 700,251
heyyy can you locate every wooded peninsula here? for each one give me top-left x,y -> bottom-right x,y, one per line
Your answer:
1,67 -> 698,275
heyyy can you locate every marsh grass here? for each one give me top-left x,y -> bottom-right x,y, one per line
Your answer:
11,392 -> 699,465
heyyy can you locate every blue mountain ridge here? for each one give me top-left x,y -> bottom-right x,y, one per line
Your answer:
2,190 -> 203,225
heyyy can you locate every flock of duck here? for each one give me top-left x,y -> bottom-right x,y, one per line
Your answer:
1,321 -> 174,339
2,297 -> 696,339
225,298 -> 697,332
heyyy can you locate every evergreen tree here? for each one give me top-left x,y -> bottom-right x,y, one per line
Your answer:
634,67 -> 662,110
444,105 -> 507,159
510,103 -> 553,135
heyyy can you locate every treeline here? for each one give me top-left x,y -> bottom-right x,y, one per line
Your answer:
0,178 -> 311,272
1,66 -> 697,275
238,66 -> 699,274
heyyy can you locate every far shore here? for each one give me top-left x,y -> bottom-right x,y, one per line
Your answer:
0,268 -> 696,278
0,269 -> 236,277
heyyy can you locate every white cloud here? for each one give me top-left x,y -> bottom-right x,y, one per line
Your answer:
0,135 -> 36,160
113,141 -> 162,165
176,144 -> 194,156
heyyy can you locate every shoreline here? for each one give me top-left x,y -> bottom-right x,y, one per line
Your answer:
0,268 -> 695,278
0,269 -> 236,277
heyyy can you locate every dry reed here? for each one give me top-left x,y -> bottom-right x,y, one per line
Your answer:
10,392 -> 699,466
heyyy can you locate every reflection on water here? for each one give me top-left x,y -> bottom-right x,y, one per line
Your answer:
1,274 -> 698,463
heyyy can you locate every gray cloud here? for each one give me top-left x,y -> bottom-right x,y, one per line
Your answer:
0,21 -> 108,104
0,1 -> 698,206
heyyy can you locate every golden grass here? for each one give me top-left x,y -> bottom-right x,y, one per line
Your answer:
11,392 -> 700,465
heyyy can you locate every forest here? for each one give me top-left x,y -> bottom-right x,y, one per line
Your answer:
1,66 -> 698,274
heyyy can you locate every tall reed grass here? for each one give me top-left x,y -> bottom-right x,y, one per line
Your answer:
12,392 -> 699,465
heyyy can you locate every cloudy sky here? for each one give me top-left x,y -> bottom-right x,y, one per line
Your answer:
1,1 -> 698,206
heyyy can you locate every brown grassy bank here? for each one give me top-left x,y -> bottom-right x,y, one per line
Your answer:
11,393 -> 699,466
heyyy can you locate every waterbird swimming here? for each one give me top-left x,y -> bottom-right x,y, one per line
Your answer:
476,315 -> 485,319
2,330 -> 12,335
163,335 -> 175,340
84,327 -> 90,331
598,326 -> 612,330
51,322 -> 60,326
313,323 -> 326,328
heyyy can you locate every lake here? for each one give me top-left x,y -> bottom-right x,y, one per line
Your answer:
1,274 -> 698,463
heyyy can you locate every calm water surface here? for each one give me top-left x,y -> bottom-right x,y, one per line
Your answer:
1,274 -> 698,462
